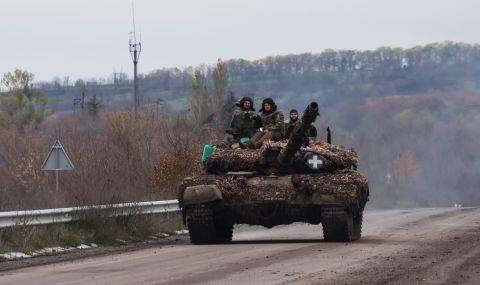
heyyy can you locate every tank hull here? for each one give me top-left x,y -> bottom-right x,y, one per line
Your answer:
180,171 -> 368,229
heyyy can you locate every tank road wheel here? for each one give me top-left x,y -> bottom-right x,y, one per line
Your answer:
352,210 -> 363,240
216,224 -> 234,243
321,207 -> 362,242
186,204 -> 233,244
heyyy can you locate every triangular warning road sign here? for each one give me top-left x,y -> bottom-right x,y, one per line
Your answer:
41,140 -> 74,171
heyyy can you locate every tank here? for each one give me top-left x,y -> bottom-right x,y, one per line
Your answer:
178,102 -> 369,244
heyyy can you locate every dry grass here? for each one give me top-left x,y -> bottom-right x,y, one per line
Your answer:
0,110 -> 211,253
0,213 -> 184,254
0,110 -> 215,211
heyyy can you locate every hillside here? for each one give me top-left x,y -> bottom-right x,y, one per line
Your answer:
38,42 -> 480,111
16,41 -> 480,207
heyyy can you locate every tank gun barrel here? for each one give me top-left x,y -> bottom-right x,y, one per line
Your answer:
278,102 -> 319,165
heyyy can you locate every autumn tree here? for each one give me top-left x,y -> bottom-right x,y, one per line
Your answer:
188,68 -> 212,125
0,69 -> 48,130
393,149 -> 421,187
212,59 -> 232,131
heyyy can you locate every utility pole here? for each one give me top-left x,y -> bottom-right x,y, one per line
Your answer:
73,84 -> 86,114
112,70 -> 123,88
81,84 -> 85,113
129,1 -> 141,114
156,98 -> 164,117
73,98 -> 82,113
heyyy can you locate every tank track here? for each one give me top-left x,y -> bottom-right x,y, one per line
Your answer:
186,203 -> 233,244
321,207 -> 362,242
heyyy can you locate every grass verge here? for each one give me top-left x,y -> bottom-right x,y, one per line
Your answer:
0,212 -> 184,255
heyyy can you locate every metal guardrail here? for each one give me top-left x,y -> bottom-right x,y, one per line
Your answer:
0,200 -> 180,228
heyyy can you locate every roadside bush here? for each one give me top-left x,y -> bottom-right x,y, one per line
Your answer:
0,110 -> 217,211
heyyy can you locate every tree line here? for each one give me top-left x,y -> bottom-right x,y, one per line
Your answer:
2,41 -> 480,209
31,41 -> 480,114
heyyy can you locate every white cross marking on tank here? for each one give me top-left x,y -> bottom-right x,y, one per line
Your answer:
308,155 -> 323,169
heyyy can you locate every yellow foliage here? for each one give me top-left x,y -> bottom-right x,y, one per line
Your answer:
0,69 -> 49,130
152,145 -> 203,193
188,83 -> 212,124
105,111 -> 140,158
393,109 -> 415,124
393,149 -> 421,186
1,69 -> 34,90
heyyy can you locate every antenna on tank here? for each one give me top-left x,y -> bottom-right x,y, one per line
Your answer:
129,0 -> 141,114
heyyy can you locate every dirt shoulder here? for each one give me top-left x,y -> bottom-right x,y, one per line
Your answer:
0,235 -> 189,273
288,207 -> 480,285
1,208 -> 479,285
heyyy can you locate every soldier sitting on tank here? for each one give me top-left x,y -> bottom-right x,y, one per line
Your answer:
219,96 -> 261,149
285,109 -> 317,144
243,98 -> 284,149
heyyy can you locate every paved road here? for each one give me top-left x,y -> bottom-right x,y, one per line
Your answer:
1,207 -> 480,284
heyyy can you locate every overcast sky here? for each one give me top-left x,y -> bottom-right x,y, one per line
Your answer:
1,0 -> 479,82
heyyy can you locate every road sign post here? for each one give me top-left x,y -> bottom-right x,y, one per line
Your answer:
41,140 -> 74,193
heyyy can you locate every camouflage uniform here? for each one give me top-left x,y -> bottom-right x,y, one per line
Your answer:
227,109 -> 261,139
284,119 -> 296,138
285,119 -> 317,139
260,110 -> 285,135
247,98 -> 284,149
221,97 -> 260,148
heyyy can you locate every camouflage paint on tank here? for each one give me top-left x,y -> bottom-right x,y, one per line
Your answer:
206,139 -> 358,174
179,170 -> 369,209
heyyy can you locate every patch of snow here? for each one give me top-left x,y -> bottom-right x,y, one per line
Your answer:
0,252 -> 32,259
116,239 -> 128,245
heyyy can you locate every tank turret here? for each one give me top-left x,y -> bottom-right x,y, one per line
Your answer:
205,102 -> 357,174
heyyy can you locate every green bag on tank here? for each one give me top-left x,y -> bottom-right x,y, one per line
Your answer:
202,144 -> 216,164
240,137 -> 250,143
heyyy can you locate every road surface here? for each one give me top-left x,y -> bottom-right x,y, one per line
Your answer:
1,207 -> 480,284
